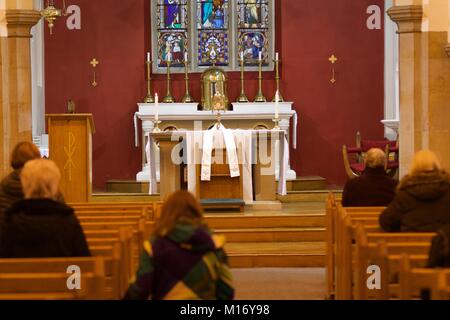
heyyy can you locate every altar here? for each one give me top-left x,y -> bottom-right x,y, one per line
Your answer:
147,128 -> 289,203
134,102 -> 298,185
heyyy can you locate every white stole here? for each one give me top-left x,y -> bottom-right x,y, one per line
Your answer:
201,124 -> 240,181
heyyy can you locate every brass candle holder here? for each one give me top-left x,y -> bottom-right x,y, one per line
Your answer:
237,56 -> 249,103
153,120 -> 162,133
254,57 -> 267,103
272,118 -> 281,131
181,59 -> 194,103
163,60 -> 175,103
272,57 -> 284,102
143,60 -> 155,103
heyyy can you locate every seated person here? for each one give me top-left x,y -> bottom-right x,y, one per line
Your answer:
0,159 -> 90,258
379,150 -> 450,232
124,190 -> 234,300
0,142 -> 41,216
342,148 -> 398,207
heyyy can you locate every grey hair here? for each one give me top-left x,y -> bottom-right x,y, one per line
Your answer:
364,148 -> 386,169
20,159 -> 61,200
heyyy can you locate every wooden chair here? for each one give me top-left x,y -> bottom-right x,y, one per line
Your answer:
342,131 -> 399,179
0,257 -> 106,300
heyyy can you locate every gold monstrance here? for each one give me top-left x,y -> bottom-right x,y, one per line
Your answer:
212,91 -> 226,128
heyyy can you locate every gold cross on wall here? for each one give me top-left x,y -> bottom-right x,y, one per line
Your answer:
328,54 -> 338,64
90,58 -> 99,68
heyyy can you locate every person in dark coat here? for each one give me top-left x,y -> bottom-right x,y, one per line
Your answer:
379,150 -> 450,232
124,190 -> 234,300
0,142 -> 41,216
342,148 -> 398,207
0,159 -> 90,258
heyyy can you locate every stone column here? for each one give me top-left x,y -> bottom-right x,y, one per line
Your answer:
0,8 -> 40,177
388,5 -> 424,177
389,3 -> 450,175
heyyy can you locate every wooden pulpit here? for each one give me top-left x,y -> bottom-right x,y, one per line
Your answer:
46,114 -> 95,203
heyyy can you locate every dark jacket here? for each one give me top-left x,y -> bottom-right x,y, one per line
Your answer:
0,170 -> 24,216
0,199 -> 90,258
427,224 -> 450,268
379,170 -> 450,232
342,167 -> 398,207
124,223 -> 234,300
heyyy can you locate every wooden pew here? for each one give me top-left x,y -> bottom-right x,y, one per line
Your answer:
399,254 -> 450,300
325,192 -> 337,299
353,224 -> 435,300
0,257 -> 106,300
70,201 -> 163,221
335,206 -> 384,300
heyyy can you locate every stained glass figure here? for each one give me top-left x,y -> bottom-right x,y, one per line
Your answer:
197,0 -> 229,66
237,0 -> 270,66
157,0 -> 188,68
198,31 -> 228,66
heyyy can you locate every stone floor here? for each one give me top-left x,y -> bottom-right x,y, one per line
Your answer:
232,268 -> 326,300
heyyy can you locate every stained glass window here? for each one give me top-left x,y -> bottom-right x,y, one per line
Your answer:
156,0 -> 189,68
197,0 -> 229,67
237,0 -> 270,66
151,0 -> 275,73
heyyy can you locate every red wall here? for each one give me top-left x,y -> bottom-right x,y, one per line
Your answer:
45,0 -> 385,190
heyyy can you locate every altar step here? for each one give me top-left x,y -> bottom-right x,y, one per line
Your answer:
278,190 -> 343,202
105,176 -> 328,194
204,213 -> 326,268
226,242 -> 325,268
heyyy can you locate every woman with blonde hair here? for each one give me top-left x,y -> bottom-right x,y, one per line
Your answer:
124,190 -> 234,300
0,159 -> 90,258
380,150 -> 450,232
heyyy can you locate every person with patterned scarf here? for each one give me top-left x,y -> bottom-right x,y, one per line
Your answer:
124,190 -> 234,300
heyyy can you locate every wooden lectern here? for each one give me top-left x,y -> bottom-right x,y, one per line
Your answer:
46,114 -> 95,202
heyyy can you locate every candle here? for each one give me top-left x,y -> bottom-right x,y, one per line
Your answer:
167,44 -> 172,62
240,51 -> 244,61
155,93 -> 159,122
276,52 -> 279,61
185,51 -> 188,63
275,91 -> 280,119
259,51 -> 262,61
147,52 -> 151,62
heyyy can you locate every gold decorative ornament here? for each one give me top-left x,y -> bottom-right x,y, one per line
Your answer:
237,54 -> 249,103
200,66 -> 230,111
40,0 -> 67,35
90,58 -> 99,87
329,54 -> 338,84
212,92 -> 226,128
163,60 -> 175,103
272,53 -> 284,102
254,54 -> 267,102
143,57 -> 155,103
181,58 -> 194,103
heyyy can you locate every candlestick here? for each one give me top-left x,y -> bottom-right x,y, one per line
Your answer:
181,57 -> 194,103
237,53 -> 249,103
163,60 -> 175,103
272,53 -> 284,102
143,55 -> 155,103
273,91 -> 280,130
254,51 -> 267,103
153,93 -> 162,132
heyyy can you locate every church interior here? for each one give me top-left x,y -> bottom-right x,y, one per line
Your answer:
1,0 -> 450,302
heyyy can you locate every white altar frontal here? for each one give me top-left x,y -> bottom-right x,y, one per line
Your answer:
134,102 -> 298,183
